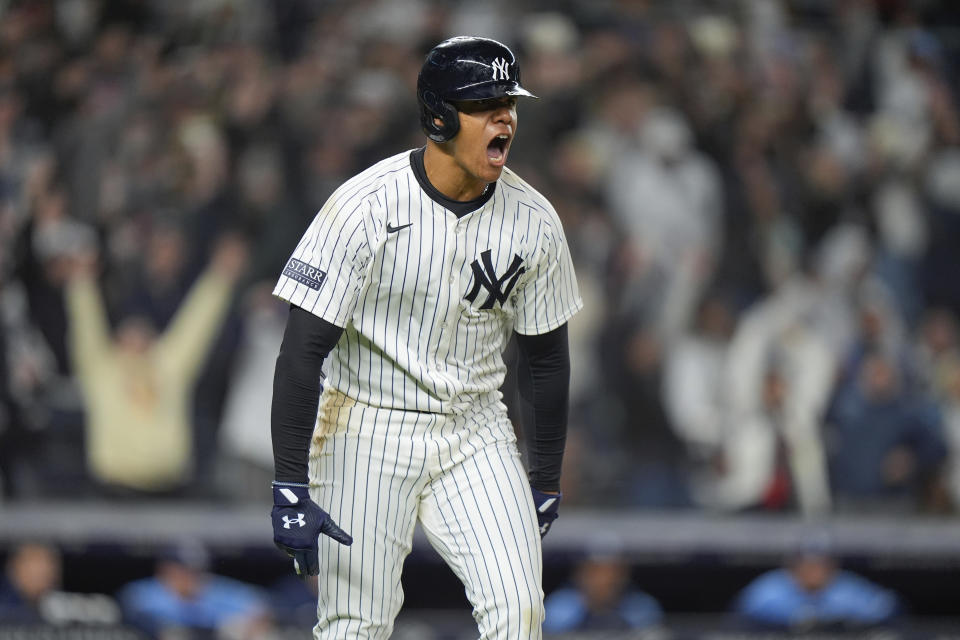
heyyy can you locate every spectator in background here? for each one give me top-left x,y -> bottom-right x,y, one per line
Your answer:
606,105 -> 723,344
914,310 -> 960,509
65,235 -> 247,496
600,318 -> 691,508
735,536 -> 898,630
696,354 -> 792,512
0,542 -> 120,627
232,144 -> 308,286
118,539 -> 271,639
915,308 -> 960,400
13,185 -> 88,377
4,188 -> 91,497
543,536 -> 662,634
922,133 -> 960,320
828,350 -> 948,512
719,273 -> 837,514
216,284 -> 288,503
0,542 -> 61,623
836,282 -> 915,397
941,366 -> 960,509
267,573 -> 319,631
662,291 -> 737,509
115,222 -> 192,330
0,276 -> 40,500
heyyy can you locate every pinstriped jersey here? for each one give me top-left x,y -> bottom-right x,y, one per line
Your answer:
273,149 -> 582,414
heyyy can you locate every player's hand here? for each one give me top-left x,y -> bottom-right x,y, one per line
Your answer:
531,487 -> 561,539
271,482 -> 353,577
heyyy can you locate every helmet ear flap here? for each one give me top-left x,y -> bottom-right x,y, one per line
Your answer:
419,90 -> 460,142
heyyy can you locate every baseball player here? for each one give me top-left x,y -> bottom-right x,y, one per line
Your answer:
269,36 -> 582,639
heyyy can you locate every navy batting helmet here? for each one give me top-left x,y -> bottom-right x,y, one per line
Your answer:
417,36 -> 537,143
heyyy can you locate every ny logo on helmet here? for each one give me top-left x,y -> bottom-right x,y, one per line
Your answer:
282,514 -> 306,529
491,57 -> 510,81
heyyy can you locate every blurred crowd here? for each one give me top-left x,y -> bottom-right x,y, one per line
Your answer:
1,0 -> 960,516
0,537 -> 902,637
0,533 -> 909,640
0,539 -> 318,638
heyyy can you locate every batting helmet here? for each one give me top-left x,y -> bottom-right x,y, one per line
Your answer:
417,36 -> 537,143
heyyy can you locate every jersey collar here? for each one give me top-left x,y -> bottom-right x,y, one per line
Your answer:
410,147 -> 496,218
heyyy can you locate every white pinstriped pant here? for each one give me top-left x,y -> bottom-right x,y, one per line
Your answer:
308,388 -> 545,640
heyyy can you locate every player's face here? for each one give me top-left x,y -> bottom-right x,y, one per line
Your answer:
450,96 -> 518,184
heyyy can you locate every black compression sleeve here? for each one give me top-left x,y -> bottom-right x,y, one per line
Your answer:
515,324 -> 570,493
271,305 -> 344,483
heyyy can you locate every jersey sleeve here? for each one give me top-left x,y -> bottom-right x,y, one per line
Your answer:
273,193 -> 376,328
512,215 -> 583,335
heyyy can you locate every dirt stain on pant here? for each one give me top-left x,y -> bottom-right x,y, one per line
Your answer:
310,388 -> 356,455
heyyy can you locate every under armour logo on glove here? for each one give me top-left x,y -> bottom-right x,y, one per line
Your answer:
282,514 -> 306,529
531,487 -> 561,539
271,482 -> 352,577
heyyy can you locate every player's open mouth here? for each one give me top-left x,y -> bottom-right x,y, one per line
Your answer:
486,134 -> 510,165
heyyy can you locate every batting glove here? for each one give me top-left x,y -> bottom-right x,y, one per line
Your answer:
531,487 -> 561,538
271,482 -> 352,577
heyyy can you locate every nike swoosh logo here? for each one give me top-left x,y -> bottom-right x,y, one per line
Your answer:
386,222 -> 413,234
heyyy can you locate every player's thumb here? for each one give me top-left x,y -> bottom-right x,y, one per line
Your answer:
320,518 -> 353,546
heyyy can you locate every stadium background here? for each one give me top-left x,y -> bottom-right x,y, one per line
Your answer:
1,0 -> 960,637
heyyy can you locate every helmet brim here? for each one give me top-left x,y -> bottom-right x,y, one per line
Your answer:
446,81 -> 538,102
503,86 -> 538,99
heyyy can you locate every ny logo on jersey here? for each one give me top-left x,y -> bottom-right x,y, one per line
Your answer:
282,514 -> 306,529
464,250 -> 525,310
491,57 -> 510,81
